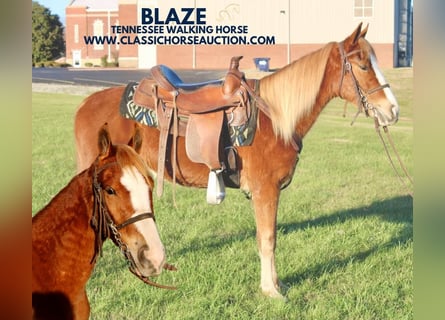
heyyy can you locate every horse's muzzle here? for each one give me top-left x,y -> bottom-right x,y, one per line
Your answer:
137,245 -> 166,277
373,104 -> 399,127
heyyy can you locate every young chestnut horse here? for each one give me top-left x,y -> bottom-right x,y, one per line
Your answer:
74,24 -> 399,298
32,124 -> 168,319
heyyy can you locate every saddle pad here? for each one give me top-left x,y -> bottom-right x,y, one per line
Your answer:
230,104 -> 258,147
119,82 -> 258,147
119,82 -> 158,127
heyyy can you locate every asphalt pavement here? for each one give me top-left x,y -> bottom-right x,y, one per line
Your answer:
32,67 -> 227,87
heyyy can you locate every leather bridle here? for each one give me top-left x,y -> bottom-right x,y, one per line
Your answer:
90,160 -> 177,289
338,41 -> 390,126
337,43 -> 413,197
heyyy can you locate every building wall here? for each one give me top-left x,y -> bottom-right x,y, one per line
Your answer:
66,5 -> 119,67
117,2 -> 138,67
156,0 -> 395,69
137,0 -> 158,68
66,0 -> 395,69
65,6 -> 89,66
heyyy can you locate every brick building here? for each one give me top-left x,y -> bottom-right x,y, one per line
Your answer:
65,0 -> 413,69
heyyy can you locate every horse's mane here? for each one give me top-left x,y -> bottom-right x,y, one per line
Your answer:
259,42 -> 335,143
115,145 -> 154,188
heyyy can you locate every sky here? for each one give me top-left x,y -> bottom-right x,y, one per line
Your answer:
35,0 -> 69,25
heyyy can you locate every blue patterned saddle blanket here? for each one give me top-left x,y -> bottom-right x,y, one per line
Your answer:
119,82 -> 258,147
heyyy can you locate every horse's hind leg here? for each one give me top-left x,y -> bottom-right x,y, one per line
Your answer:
251,184 -> 283,299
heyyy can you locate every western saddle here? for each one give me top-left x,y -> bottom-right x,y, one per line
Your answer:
132,56 -> 270,204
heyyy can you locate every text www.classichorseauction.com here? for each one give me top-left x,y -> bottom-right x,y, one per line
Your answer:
83,7 -> 276,46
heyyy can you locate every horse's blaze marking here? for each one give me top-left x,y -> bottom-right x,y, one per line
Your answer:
370,53 -> 399,112
120,166 -> 165,263
120,166 -> 151,213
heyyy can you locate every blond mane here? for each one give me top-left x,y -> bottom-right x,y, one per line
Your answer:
259,42 -> 335,143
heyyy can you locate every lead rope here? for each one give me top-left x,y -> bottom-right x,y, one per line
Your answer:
109,222 -> 178,290
373,118 -> 413,198
383,126 -> 414,185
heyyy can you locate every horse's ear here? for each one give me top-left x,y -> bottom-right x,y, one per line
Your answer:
360,23 -> 369,38
346,22 -> 363,46
98,123 -> 112,157
128,123 -> 143,154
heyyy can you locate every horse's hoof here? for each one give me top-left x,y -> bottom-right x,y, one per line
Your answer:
261,288 -> 288,301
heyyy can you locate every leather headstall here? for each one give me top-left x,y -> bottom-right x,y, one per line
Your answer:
337,41 -> 390,124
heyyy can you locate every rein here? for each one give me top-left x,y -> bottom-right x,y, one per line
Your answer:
338,42 -> 413,197
374,121 -> 414,198
91,160 -> 177,290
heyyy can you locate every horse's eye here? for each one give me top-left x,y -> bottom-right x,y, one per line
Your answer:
359,64 -> 368,71
105,187 -> 116,195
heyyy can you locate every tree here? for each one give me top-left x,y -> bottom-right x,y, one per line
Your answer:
32,1 -> 65,65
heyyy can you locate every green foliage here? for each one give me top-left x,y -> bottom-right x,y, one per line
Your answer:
33,61 -> 71,68
100,55 -> 108,67
32,1 -> 65,64
100,55 -> 119,68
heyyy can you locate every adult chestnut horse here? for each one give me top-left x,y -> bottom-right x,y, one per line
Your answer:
33,124 -> 169,319
74,24 -> 399,298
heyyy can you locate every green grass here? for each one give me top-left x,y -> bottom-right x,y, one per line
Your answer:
32,68 -> 413,319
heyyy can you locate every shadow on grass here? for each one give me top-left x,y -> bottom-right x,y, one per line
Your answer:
279,194 -> 412,234
279,194 -> 413,290
175,195 -> 412,298
280,231 -> 411,293
177,195 -> 412,258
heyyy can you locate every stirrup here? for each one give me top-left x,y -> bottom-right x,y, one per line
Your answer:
206,169 -> 226,204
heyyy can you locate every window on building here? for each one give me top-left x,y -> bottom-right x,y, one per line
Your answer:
354,0 -> 373,18
93,19 -> 104,50
74,24 -> 79,44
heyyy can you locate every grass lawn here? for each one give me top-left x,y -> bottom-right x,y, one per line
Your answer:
32,68 -> 413,319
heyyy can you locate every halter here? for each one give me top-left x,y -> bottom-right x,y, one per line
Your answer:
337,42 -> 390,126
91,160 -> 177,290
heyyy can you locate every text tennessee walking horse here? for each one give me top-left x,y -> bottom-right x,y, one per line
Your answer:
32,124 -> 174,320
74,24 -> 399,298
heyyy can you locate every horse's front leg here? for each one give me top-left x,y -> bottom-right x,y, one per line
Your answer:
71,290 -> 90,320
251,184 -> 283,298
